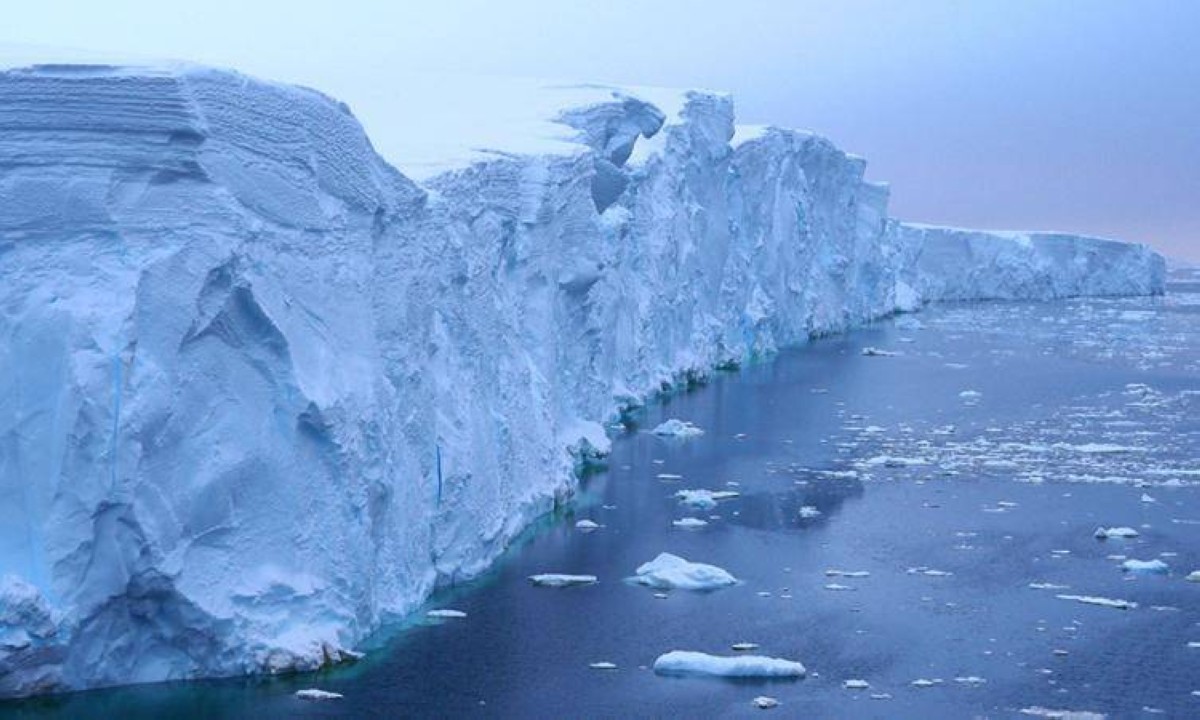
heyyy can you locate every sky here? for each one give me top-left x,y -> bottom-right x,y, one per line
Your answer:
5,0 -> 1198,261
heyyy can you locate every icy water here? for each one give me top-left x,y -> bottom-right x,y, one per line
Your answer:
6,272 -> 1200,719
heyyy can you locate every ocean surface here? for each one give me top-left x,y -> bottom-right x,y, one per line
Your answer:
6,271 -> 1199,719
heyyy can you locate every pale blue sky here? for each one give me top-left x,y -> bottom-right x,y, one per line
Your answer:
6,1 -> 1198,260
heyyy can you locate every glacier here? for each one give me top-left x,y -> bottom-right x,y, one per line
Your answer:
0,62 -> 1165,697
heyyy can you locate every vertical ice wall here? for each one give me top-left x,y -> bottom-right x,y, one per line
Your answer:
0,64 -> 1164,696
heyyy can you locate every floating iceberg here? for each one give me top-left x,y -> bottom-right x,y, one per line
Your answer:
675,489 -> 739,510
528,574 -> 598,588
1094,526 -> 1139,539
1055,594 -> 1137,610
0,59 -> 1165,696
631,553 -> 738,590
652,419 -> 705,438
653,651 -> 805,678
1121,559 -> 1168,575
295,689 -> 343,701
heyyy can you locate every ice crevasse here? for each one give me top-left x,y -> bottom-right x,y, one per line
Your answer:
0,62 -> 1165,696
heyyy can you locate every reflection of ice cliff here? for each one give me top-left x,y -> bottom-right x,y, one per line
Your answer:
0,62 -> 1165,696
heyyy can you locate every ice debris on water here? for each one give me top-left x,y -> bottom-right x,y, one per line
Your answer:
731,642 -> 760,651
575,519 -> 601,531
589,662 -> 617,670
825,570 -> 870,578
1187,570 -> 1200,582
426,609 -> 468,619
911,678 -> 942,688
1121,559 -> 1168,575
672,517 -> 708,529
1055,594 -> 1136,610
528,574 -> 598,587
1019,707 -> 1107,719
861,347 -> 900,357
652,419 -> 705,438
295,689 -> 343,701
653,651 -> 805,678
1093,526 -> 1138,539
753,696 -> 780,709
631,553 -> 738,591
798,506 -> 822,519
843,679 -> 870,689
675,489 -> 739,510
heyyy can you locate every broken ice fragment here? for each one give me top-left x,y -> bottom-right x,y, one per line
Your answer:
1120,559 -> 1168,575
426,609 -> 468,619
528,574 -> 599,587
652,419 -> 705,438
653,651 -> 805,678
295,689 -> 343,701
631,553 -> 737,591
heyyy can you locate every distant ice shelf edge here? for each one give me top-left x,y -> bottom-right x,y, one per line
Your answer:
0,62 -> 1164,698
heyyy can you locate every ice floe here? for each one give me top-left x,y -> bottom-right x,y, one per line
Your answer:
653,651 -> 805,678
528,574 -> 598,587
631,553 -> 738,590
1120,559 -> 1168,575
652,419 -> 705,438
1055,594 -> 1136,610
1093,526 -> 1138,539
295,688 -> 343,701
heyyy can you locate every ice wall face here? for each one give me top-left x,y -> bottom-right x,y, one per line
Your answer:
0,64 -> 1165,697
890,223 -> 1166,304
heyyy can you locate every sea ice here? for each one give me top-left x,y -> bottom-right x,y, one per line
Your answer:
295,689 -> 343,701
652,419 -> 705,438
631,554 -> 737,591
1120,559 -> 1168,575
653,651 -> 805,678
528,574 -> 599,587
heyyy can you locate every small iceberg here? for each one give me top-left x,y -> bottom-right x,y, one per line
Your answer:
426,608 -> 467,619
825,569 -> 870,578
798,506 -> 822,519
295,689 -> 343,701
731,642 -> 760,651
1056,594 -> 1137,610
861,347 -> 899,357
589,662 -> 617,670
752,696 -> 780,709
843,679 -> 870,689
529,574 -> 598,587
632,553 -> 737,591
653,650 -> 806,678
675,488 -> 739,510
1187,570 -> 1200,583
672,517 -> 709,529
1121,559 -> 1168,575
1094,526 -> 1138,539
652,419 -> 705,438
575,519 -> 601,531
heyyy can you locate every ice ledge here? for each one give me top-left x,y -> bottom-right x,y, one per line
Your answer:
0,61 -> 1165,698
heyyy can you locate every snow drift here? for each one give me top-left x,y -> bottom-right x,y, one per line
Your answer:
0,62 -> 1165,697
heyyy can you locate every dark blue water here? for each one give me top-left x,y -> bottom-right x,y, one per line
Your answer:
6,274 -> 1199,719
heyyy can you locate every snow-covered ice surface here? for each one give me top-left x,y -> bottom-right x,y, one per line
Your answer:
11,271 -> 1198,718
0,58 -> 1167,698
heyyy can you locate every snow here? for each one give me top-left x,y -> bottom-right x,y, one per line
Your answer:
528,574 -> 598,588
0,58 -> 1166,696
651,419 -> 705,438
1121,559 -> 1169,575
653,651 -> 806,678
295,688 -> 343,701
631,553 -> 738,591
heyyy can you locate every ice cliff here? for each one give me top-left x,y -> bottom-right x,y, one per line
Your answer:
0,63 -> 1165,697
